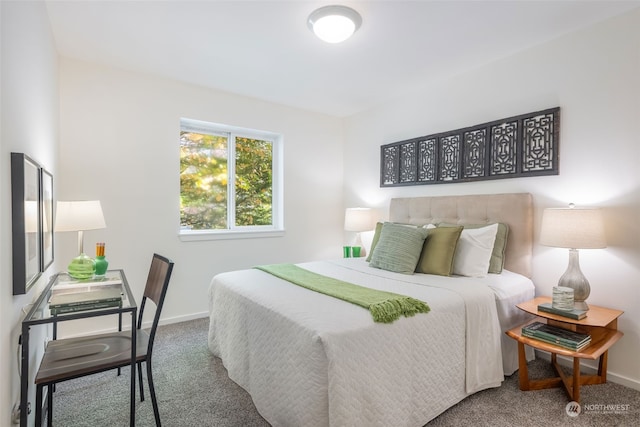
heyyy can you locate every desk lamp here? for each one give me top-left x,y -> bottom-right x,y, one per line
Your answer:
55,201 -> 106,279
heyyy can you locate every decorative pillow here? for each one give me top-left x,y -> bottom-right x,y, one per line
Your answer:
451,223 -> 499,277
415,226 -> 463,276
439,222 -> 509,273
369,223 -> 429,274
366,222 -> 433,262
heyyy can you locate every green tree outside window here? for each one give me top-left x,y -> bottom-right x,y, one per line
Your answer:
180,125 -> 275,231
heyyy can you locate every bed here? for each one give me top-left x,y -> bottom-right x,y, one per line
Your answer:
208,193 -> 536,426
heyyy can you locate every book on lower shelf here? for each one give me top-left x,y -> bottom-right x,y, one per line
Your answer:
49,286 -> 123,309
50,299 -> 122,315
537,302 -> 587,320
522,321 -> 591,351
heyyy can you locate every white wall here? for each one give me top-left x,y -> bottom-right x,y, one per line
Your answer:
1,1 -> 60,425
55,58 -> 345,336
344,9 -> 640,389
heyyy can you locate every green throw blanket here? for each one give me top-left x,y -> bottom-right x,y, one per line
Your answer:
254,264 -> 430,323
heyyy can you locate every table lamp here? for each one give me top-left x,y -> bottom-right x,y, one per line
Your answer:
539,204 -> 606,310
344,207 -> 373,257
54,200 -> 106,279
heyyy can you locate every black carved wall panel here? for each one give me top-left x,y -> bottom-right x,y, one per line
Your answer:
522,112 -> 555,172
399,141 -> 417,183
380,107 -> 559,186
381,145 -> 399,185
490,121 -> 518,176
439,134 -> 461,181
418,138 -> 437,182
463,129 -> 486,179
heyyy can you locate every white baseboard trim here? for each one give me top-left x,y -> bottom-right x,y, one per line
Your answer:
534,349 -> 640,391
156,311 -> 209,327
61,311 -> 210,339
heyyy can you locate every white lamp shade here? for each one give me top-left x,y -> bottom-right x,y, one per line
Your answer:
344,208 -> 373,232
54,200 -> 106,232
540,207 -> 606,249
308,5 -> 362,43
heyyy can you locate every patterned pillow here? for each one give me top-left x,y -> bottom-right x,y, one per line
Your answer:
369,223 -> 428,274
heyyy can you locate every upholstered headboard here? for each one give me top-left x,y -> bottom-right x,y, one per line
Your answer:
389,193 -> 533,278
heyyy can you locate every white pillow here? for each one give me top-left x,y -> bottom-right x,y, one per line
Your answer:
359,229 -> 375,257
452,223 -> 499,277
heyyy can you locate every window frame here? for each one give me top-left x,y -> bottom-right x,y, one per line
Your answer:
179,118 -> 284,241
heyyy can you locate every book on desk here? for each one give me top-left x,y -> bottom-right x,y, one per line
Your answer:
49,286 -> 123,314
53,274 -> 123,290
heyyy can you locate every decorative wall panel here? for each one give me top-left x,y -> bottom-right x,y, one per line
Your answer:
417,138 -> 437,182
380,107 -> 559,187
399,141 -> 417,183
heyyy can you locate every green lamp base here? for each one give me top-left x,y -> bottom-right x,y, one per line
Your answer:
68,253 -> 96,280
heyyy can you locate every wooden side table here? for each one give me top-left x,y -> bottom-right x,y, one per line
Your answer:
506,296 -> 623,403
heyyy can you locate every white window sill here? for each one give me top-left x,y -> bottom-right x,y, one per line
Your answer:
178,229 -> 285,242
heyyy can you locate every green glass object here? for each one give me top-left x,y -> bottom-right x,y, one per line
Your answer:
351,246 -> 361,257
343,246 -> 351,258
94,255 -> 109,277
67,254 -> 96,280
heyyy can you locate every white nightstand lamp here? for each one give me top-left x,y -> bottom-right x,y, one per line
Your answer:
344,208 -> 373,257
540,204 -> 606,310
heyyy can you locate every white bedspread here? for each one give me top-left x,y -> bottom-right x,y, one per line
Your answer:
208,259 -> 530,427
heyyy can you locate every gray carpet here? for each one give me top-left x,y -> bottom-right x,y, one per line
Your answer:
52,318 -> 639,426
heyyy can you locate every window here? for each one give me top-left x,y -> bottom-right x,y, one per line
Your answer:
179,118 -> 283,240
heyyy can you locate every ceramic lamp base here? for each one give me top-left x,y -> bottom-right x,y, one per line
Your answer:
68,253 -> 96,280
558,248 -> 591,312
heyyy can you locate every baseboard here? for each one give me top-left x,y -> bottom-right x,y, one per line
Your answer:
534,349 -> 640,391
155,311 -> 209,327
61,311 -> 210,338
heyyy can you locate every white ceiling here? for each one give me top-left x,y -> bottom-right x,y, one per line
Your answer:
45,0 -> 640,117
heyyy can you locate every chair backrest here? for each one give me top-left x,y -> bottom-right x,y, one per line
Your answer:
137,253 -> 174,355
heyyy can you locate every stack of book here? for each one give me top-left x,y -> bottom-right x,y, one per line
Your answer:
522,321 -> 591,351
49,287 -> 123,315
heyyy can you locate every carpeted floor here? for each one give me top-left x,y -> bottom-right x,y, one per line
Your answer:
51,318 -> 640,426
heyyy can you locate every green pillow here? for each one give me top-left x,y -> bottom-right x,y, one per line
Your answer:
415,226 -> 463,276
366,221 -> 428,261
438,222 -> 509,273
369,223 -> 429,274
366,222 -> 383,262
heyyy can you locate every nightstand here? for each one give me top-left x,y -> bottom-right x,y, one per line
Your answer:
506,296 -> 624,403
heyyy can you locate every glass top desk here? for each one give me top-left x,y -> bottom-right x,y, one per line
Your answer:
20,270 -> 138,426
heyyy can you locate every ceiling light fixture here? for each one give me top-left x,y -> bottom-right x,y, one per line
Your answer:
307,5 -> 362,44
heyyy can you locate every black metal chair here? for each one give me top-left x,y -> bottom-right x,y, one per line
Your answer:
34,253 -> 174,426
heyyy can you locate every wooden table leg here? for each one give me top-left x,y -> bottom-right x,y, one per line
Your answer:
573,357 -> 581,403
517,341 -> 530,390
598,350 -> 608,381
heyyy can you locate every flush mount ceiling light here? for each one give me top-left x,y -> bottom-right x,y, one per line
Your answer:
307,5 -> 362,43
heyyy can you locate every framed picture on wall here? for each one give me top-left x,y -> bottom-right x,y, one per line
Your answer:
11,152 -> 42,295
41,168 -> 54,272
